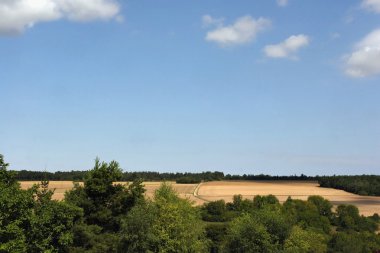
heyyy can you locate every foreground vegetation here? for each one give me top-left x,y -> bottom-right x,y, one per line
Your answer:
1,154 -> 380,252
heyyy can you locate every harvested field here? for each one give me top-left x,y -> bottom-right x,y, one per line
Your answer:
196,181 -> 380,216
19,180 -> 380,216
140,182 -> 199,203
20,181 -> 78,201
19,181 -> 198,203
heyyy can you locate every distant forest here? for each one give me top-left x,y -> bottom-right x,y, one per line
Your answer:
318,175 -> 380,196
12,169 -> 315,183
12,170 -> 380,197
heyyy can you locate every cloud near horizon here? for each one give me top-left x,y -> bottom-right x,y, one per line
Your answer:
204,15 -> 271,47
345,29 -> 380,78
0,0 -> 121,35
264,34 -> 310,59
362,0 -> 380,13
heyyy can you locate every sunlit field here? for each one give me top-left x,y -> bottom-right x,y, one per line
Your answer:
20,180 -> 380,216
19,181 -> 199,203
196,181 -> 380,216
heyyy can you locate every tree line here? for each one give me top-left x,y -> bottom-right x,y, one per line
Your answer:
1,154 -> 380,252
318,175 -> 380,196
11,166 -> 380,196
13,169 -> 316,183
13,168 -> 380,197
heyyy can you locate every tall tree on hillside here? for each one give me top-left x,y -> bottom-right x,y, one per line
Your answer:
0,154 -> 81,253
222,213 -> 276,253
65,158 -> 145,252
119,183 -> 209,253
284,226 -> 328,253
0,155 -> 32,252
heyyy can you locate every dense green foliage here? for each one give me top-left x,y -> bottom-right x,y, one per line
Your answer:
119,183 -> 208,252
319,175 -> 380,196
2,154 -> 380,252
201,195 -> 380,253
64,158 -> 146,252
13,170 -> 225,182
12,170 -> 88,181
175,177 -> 202,184
0,154 -> 82,253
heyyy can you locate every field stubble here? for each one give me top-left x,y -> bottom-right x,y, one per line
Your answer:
197,181 -> 380,216
20,180 -> 380,216
19,181 -> 199,204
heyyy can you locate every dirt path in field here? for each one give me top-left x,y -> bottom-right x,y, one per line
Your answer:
19,180 -> 380,216
192,182 -> 210,204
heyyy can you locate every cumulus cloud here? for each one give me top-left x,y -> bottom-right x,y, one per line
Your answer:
362,0 -> 380,13
277,0 -> 288,7
264,34 -> 309,59
204,15 -> 271,47
345,29 -> 380,78
202,15 -> 224,28
56,0 -> 120,21
0,0 -> 120,35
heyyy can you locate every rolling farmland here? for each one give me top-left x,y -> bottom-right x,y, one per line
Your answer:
196,181 -> 380,216
19,181 -> 200,203
20,180 -> 380,216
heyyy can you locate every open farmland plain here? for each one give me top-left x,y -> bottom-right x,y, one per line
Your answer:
20,180 -> 380,216
20,181 -> 78,201
19,181 -> 199,203
196,181 -> 380,216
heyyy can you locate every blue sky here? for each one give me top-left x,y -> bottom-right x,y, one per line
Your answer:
1,0 -> 380,175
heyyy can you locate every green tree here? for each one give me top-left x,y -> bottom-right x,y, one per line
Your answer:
201,200 -> 232,222
223,213 -> 276,253
0,185 -> 32,252
120,183 -> 208,253
205,223 -> 228,253
282,198 -> 331,233
284,226 -> 328,253
118,200 -> 157,252
0,154 -> 17,187
253,209 -> 292,246
65,159 -> 145,230
65,158 -> 146,252
26,181 -> 82,253
227,195 -> 253,212
0,154 -> 33,252
69,223 -> 120,253
328,231 -> 380,253
0,155 -> 81,253
253,195 -> 280,210
307,196 -> 333,219
334,205 -> 378,232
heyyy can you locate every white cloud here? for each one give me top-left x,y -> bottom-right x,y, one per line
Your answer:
345,29 -> 380,78
0,0 -> 120,35
277,0 -> 288,7
362,0 -> 380,13
202,15 -> 224,28
264,34 -> 310,59
56,0 -> 120,21
205,15 -> 271,47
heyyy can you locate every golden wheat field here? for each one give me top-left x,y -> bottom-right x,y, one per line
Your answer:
20,180 -> 380,216
19,181 -> 199,203
196,181 -> 380,216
